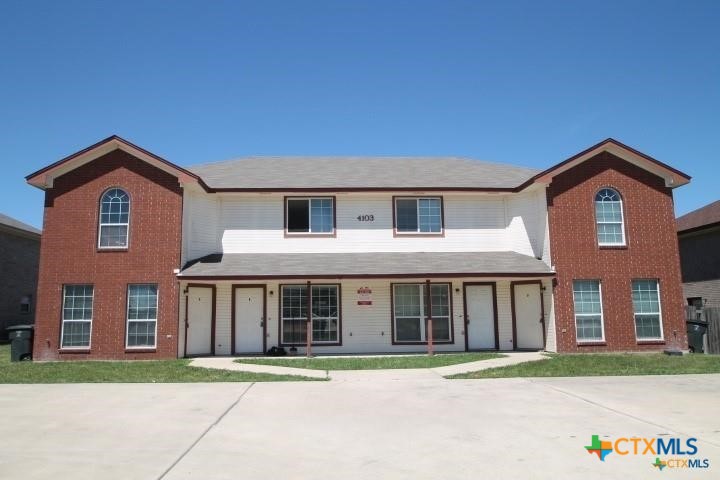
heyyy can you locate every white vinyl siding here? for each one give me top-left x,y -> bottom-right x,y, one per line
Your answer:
572,280 -> 604,342
60,285 -> 94,348
126,284 -> 158,348
196,191 -> 547,256
632,279 -> 663,340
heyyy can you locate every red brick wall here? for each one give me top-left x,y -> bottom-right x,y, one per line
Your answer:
33,150 -> 183,360
548,151 -> 687,352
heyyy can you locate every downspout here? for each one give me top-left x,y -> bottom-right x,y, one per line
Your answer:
426,279 -> 434,356
306,280 -> 312,358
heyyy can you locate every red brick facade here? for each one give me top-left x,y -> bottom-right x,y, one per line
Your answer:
548,151 -> 687,352
33,150 -> 183,360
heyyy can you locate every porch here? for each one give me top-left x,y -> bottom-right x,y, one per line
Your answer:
177,252 -> 555,357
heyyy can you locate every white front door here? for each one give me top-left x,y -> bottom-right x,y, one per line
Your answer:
186,286 -> 213,356
514,282 -> 544,350
234,287 -> 264,354
465,284 -> 496,350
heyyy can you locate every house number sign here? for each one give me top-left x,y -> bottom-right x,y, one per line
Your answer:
357,287 -> 372,306
356,215 -> 375,222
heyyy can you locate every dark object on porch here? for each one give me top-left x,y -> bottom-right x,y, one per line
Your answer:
6,324 -> 34,361
266,346 -> 287,357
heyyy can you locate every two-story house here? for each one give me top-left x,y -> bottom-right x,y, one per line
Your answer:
677,200 -> 720,310
0,213 -> 41,340
26,136 -> 690,360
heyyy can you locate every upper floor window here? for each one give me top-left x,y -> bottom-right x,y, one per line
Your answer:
286,197 -> 335,235
595,188 -> 625,246
394,197 -> 443,234
98,188 -> 130,248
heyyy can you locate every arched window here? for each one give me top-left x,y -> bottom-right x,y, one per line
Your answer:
595,188 -> 625,246
98,188 -> 130,248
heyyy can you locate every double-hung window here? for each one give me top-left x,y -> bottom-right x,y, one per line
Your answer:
572,280 -> 604,342
98,188 -> 130,248
60,285 -> 94,348
595,188 -> 625,246
281,284 -> 340,344
392,283 -> 451,343
126,284 -> 158,348
394,197 -> 443,234
632,279 -> 663,340
286,197 -> 334,234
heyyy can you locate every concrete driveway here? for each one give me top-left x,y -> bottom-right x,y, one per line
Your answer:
1,374 -> 718,479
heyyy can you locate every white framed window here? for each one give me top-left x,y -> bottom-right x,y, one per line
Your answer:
286,197 -> 334,234
392,283 -> 451,342
98,188 -> 130,248
394,197 -> 443,234
126,284 -> 158,348
632,279 -> 663,340
572,280 -> 604,342
595,188 -> 625,246
60,285 -> 94,349
281,284 -> 340,344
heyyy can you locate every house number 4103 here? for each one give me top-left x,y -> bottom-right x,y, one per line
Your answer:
357,215 -> 374,222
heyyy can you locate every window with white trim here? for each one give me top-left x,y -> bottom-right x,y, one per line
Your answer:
395,197 -> 443,233
61,285 -> 94,348
281,285 -> 339,344
286,197 -> 334,234
632,279 -> 663,340
98,188 -> 130,248
126,284 -> 158,348
572,280 -> 604,342
392,283 -> 451,342
595,188 -> 625,246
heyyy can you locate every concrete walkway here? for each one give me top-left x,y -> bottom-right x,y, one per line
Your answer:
190,357 -> 329,379
189,351 -> 548,380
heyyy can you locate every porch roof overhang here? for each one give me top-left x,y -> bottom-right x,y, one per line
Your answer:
178,252 -> 555,280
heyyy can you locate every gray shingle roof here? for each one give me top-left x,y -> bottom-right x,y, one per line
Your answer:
676,200 -> 720,232
0,213 -> 41,235
188,157 -> 539,190
180,252 -> 553,278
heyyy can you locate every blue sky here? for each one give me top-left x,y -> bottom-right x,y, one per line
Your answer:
1,0 -> 718,229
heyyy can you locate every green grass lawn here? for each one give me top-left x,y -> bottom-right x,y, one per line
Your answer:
449,353 -> 720,379
0,344 -> 322,383
236,352 -> 504,370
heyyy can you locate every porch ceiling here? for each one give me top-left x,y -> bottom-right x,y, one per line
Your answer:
179,251 -> 554,279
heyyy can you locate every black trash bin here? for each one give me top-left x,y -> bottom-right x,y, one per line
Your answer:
6,325 -> 34,362
686,320 -> 707,354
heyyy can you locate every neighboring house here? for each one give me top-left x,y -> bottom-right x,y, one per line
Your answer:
0,213 -> 41,341
677,200 -> 720,310
25,136 -> 690,360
